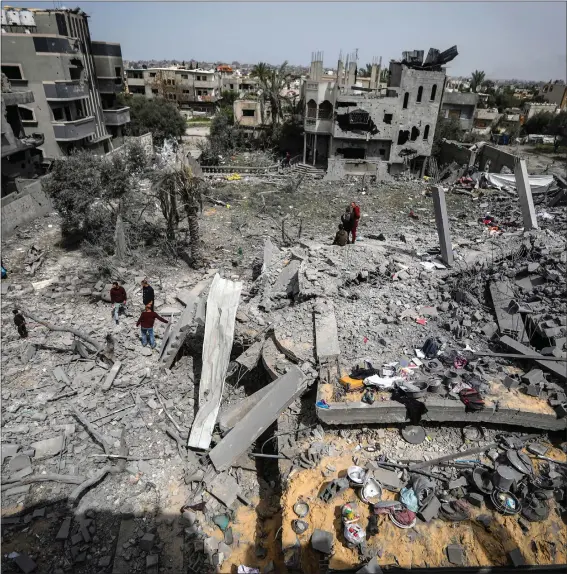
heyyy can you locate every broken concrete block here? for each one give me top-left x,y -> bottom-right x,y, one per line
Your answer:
13,553 -> 37,573
367,465 -> 402,491
139,532 -> 155,551
102,361 -> 122,391
503,376 -> 520,390
522,369 -> 544,385
446,544 -> 464,565
30,435 -> 64,459
526,383 -> 542,397
418,496 -> 441,522
448,477 -> 468,490
56,517 -> 72,540
508,548 -> 526,566
468,492 -> 484,507
311,529 -> 334,554
8,454 -> 31,473
1,443 -> 20,464
32,508 -> 45,519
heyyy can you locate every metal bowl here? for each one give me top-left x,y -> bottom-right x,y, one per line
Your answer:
347,466 -> 366,486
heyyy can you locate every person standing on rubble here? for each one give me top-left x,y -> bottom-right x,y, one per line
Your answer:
136,303 -> 168,349
141,279 -> 155,312
13,309 -> 27,338
350,201 -> 361,243
109,281 -> 128,324
341,206 -> 354,242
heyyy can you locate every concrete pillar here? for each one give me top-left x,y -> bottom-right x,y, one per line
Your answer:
514,158 -> 538,230
303,133 -> 307,164
313,134 -> 318,166
432,186 -> 454,266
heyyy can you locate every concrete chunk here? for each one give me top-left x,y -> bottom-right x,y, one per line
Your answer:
508,548 -> 526,566
102,361 -> 122,391
56,517 -> 72,540
209,366 -> 307,472
446,544 -> 464,565
139,533 -> 155,552
13,553 -> 37,573
30,435 -> 64,459
314,299 -> 340,361
418,495 -> 441,522
311,529 -> 334,554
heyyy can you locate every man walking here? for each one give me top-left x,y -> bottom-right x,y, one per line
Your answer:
136,303 -> 168,349
109,281 -> 128,324
13,309 -> 27,338
350,201 -> 361,243
141,279 -> 155,312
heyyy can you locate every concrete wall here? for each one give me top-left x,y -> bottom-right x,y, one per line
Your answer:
477,144 -> 516,173
324,158 -> 390,181
1,177 -> 52,237
439,140 -> 475,166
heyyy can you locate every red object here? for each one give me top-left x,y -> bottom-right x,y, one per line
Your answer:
416,317 -> 427,326
363,336 -> 369,343
409,209 -> 419,219
136,311 -> 168,329
110,286 -> 127,304
352,204 -> 361,220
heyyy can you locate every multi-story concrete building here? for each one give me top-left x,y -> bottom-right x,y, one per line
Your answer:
1,74 -> 44,196
540,81 -> 567,110
301,47 -> 457,180
1,7 -> 129,160
522,101 -> 559,120
472,108 -> 501,137
440,91 -> 478,131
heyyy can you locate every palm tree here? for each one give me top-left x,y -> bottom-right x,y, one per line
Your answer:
178,163 -> 204,265
359,63 -> 373,78
470,70 -> 486,93
251,61 -> 291,129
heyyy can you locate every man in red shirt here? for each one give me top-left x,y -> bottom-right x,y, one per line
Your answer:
350,201 -> 361,243
109,281 -> 128,324
136,304 -> 168,349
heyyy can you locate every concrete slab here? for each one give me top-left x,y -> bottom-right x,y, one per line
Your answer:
209,366 -> 307,471
188,275 -> 242,450
314,299 -> 340,362
234,340 -> 263,371
432,186 -> 454,266
30,435 -> 64,459
514,159 -> 538,230
102,361 -> 122,391
112,518 -> 137,574
489,282 -> 527,342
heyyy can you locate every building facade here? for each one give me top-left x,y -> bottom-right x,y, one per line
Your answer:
1,7 -> 129,161
522,101 -> 559,120
540,81 -> 567,110
440,91 -> 478,131
302,47 -> 457,180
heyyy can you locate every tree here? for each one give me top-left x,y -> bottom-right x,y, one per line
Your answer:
549,110 -> 567,137
220,90 -> 239,108
359,63 -> 373,78
470,70 -> 486,93
432,116 -> 463,157
523,111 -> 554,135
481,79 -> 495,91
118,93 -> 186,147
251,61 -> 291,128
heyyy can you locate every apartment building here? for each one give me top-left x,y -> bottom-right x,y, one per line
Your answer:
440,91 -> 478,131
1,7 -> 129,161
540,81 -> 567,110
302,47 -> 457,180
1,74 -> 44,196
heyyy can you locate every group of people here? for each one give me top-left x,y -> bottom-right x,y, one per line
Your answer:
109,279 -> 168,349
333,201 -> 361,246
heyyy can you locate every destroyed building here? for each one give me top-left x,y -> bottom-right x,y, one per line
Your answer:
301,47 -> 458,180
1,6 -> 130,160
440,90 -> 478,131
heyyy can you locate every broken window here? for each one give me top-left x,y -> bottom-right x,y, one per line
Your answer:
52,107 -> 64,121
337,147 -> 365,159
379,149 -> 386,156
318,100 -> 333,120
411,127 -> 420,141
349,110 -> 370,125
181,74 -> 188,79
417,86 -> 423,103
423,125 -> 430,140
2,65 -> 23,80
75,100 -> 85,118
18,107 -> 35,123
242,109 -> 255,117
397,130 -> 409,145
69,66 -> 82,81
430,84 -> 437,101
150,72 -> 156,78
152,89 -> 158,95
403,93 -> 409,109
115,67 -> 121,78
383,113 -> 393,124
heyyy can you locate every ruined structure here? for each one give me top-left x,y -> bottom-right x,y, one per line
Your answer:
1,6 -> 130,159
301,47 -> 458,180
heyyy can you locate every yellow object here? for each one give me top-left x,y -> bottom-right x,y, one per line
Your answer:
339,375 -> 365,391
226,173 -> 241,181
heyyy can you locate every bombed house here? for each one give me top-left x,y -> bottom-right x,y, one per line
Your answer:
302,47 -> 458,180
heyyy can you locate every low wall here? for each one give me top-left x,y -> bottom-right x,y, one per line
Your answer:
324,158 -> 390,181
477,144 -> 516,172
1,178 -> 52,238
439,140 -> 475,166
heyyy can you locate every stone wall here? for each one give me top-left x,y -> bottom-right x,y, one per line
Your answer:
476,144 -> 517,173
1,178 -> 52,238
439,140 -> 475,166
324,158 -> 390,181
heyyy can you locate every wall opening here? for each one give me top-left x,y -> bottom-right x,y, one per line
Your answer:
417,86 -> 423,103
306,99 -> 317,118
2,65 -> 23,80
430,84 -> 437,101
423,125 -> 430,140
337,147 -> 365,159
403,93 -> 409,109
411,127 -> 420,141
397,130 -> 410,145
383,113 -> 393,124
318,100 -> 333,120
242,109 -> 255,117
18,107 -> 35,123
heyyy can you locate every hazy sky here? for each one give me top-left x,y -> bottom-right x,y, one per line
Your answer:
6,1 -> 567,81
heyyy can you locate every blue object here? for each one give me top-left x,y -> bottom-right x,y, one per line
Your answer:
1,266 -> 6,279
400,487 -> 419,512
316,399 -> 330,409
141,327 -> 156,349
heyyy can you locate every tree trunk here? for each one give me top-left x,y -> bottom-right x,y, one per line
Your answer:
188,214 -> 203,264
114,213 -> 127,261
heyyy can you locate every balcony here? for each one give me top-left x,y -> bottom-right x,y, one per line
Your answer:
52,116 -> 96,141
304,117 -> 332,133
103,107 -> 130,126
194,80 -> 218,89
44,81 -> 89,101
98,78 -> 125,94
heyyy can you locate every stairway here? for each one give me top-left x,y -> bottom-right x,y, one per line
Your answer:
291,162 -> 326,178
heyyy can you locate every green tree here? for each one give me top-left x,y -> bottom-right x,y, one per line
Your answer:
523,112 -> 554,135
220,89 -> 239,109
470,70 -> 486,93
359,63 -> 373,78
432,116 -> 463,157
251,61 -> 291,128
549,110 -> 567,137
118,93 -> 186,146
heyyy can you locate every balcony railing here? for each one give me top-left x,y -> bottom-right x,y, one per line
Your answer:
44,81 -> 89,101
103,107 -> 130,126
98,78 -> 125,94
52,116 -> 96,141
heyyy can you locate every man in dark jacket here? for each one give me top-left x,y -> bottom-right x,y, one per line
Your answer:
109,281 -> 128,324
141,279 -> 155,312
136,304 -> 168,349
333,224 -> 349,247
13,309 -> 27,338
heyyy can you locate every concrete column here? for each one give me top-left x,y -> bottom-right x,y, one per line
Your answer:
514,158 -> 538,230
302,133 -> 307,164
432,186 -> 454,266
313,134 -> 318,166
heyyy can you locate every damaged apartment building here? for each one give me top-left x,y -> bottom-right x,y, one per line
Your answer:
302,47 -> 458,180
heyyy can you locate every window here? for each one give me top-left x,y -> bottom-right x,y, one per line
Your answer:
197,90 -> 202,96
403,92 -> 409,109
150,72 -> 156,78
423,125 -> 430,140
397,130 -> 409,145
383,113 -> 393,124
417,86 -> 423,103
19,107 -> 35,123
410,126 -> 420,141
242,109 -> 255,117
69,66 -> 82,81
306,99 -> 317,118
230,84 -> 234,90
52,107 -> 64,121
152,89 -> 158,95
181,74 -> 188,79
2,65 -> 23,80
379,149 -> 386,156
318,100 -> 333,120
183,89 -> 190,94
115,67 -> 121,77
337,147 -> 365,159
430,84 -> 437,101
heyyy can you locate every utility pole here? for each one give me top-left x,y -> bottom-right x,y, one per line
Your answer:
355,48 -> 359,62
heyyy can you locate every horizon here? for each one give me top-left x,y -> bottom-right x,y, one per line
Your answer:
3,1 -> 566,82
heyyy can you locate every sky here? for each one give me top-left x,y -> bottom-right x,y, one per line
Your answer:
5,1 -> 567,81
